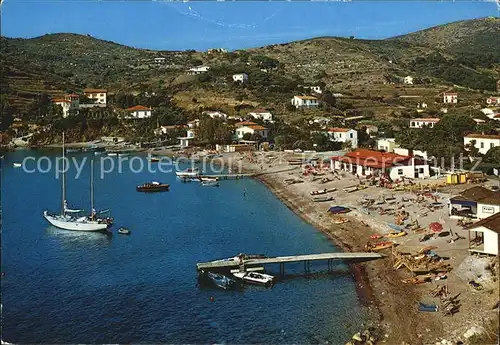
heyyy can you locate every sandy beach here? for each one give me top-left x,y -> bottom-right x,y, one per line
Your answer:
211,150 -> 500,345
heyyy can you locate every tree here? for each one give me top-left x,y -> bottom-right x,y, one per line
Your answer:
0,100 -> 13,131
321,90 -> 336,108
483,146 -> 500,164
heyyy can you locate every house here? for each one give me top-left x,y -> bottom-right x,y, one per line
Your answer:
327,128 -> 358,148
51,94 -> 80,118
247,109 -> 273,122
449,186 -> 500,221
403,76 -> 413,85
234,121 -> 268,139
186,66 -> 210,75
83,88 -> 107,105
232,73 -> 248,83
304,86 -> 323,94
179,121 -> 198,148
416,102 -> 428,112
443,92 -> 458,104
207,48 -> 227,54
330,149 -> 430,180
467,212 -> 500,256
364,125 -> 378,137
291,95 -> 320,109
409,118 -> 440,129
486,97 -> 500,106
154,57 -> 166,64
464,133 -> 500,155
202,111 -> 227,119
377,138 -> 397,153
156,125 -> 187,135
125,105 -> 152,119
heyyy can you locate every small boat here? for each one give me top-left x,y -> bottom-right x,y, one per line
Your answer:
312,196 -> 333,202
117,227 -> 131,235
201,180 -> 219,187
365,241 -> 395,252
386,231 -> 407,238
136,181 -> 170,192
333,216 -> 349,224
13,163 -> 22,168
402,276 -> 431,284
233,271 -> 274,286
176,168 -> 200,177
206,272 -> 236,290
388,223 -> 403,232
107,153 -> 118,157
328,206 -> 351,214
343,185 -> 359,193
370,234 -> 383,240
149,157 -> 160,162
418,302 -> 438,312
310,189 -> 328,196
200,176 -> 219,182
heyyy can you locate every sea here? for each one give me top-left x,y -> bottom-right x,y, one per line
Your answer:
1,150 -> 368,344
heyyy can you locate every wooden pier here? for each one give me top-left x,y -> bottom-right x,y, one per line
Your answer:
200,173 -> 254,180
196,252 -> 384,273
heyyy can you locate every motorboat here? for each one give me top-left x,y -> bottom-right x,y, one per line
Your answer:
149,156 -> 160,162
201,180 -> 219,187
200,176 -> 219,182
118,227 -> 131,235
310,189 -> 328,196
13,163 -> 22,168
233,271 -> 274,286
136,181 -> 170,192
206,272 -> 236,290
176,168 -> 200,177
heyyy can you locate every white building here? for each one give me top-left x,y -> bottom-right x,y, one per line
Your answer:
52,94 -> 80,118
467,213 -> 500,256
234,121 -> 268,139
186,66 -> 210,75
202,111 -> 227,119
179,121 -> 198,148
156,125 -> 187,135
327,128 -> 358,148
377,138 -> 397,152
247,109 -> 273,122
305,86 -> 323,94
486,97 -> 500,106
464,133 -> 500,155
443,92 -> 458,104
154,57 -> 166,64
232,73 -> 248,83
291,95 -> 320,109
449,186 -> 500,222
330,149 -> 430,180
125,105 -> 152,119
83,88 -> 107,105
403,76 -> 414,85
409,118 -> 440,129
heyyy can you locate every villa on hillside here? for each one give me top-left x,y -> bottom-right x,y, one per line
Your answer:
327,128 -> 358,148
156,124 -> 187,136
449,186 -> 500,221
51,94 -> 80,118
125,105 -> 152,119
179,121 -> 198,148
83,88 -> 107,105
234,121 -> 268,139
403,76 -> 414,85
202,110 -> 228,119
186,66 -> 210,75
291,95 -> 320,109
330,149 -> 430,180
443,92 -> 458,104
486,96 -> 500,106
247,109 -> 273,122
304,86 -> 323,94
232,73 -> 248,83
154,57 -> 166,64
377,138 -> 430,161
409,118 -> 440,129
464,133 -> 500,155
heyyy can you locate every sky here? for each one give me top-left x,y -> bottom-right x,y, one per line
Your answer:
1,1 -> 498,51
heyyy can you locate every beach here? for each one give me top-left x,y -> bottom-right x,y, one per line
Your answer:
219,150 -> 499,345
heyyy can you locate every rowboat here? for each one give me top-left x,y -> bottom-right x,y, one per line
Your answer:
386,231 -> 407,238
312,196 -> 333,202
206,272 -> 236,290
328,206 -> 351,214
370,234 -> 383,240
333,217 -> 349,224
310,189 -> 328,196
118,227 -> 131,235
401,275 -> 432,284
343,185 -> 359,193
388,223 -> 403,232
365,241 -> 395,252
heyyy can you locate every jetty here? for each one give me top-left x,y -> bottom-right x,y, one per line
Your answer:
196,252 -> 384,274
200,173 -> 254,180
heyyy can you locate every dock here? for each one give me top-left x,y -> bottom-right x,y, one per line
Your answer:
200,174 -> 254,180
196,252 -> 384,274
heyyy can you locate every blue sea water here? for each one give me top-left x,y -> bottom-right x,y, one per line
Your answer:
1,150 -> 367,344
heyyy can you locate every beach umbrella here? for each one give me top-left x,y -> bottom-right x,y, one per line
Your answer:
429,222 -> 443,233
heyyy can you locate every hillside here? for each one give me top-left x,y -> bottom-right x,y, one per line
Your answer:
1,18 -> 500,119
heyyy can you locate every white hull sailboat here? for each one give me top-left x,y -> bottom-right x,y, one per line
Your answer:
175,167 -> 199,177
42,133 -> 110,232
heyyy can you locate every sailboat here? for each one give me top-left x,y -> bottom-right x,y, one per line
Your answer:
43,133 -> 109,232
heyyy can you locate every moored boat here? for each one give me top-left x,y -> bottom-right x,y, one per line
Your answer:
233,271 -> 274,286
136,181 -> 170,192
312,196 -> 333,202
206,272 -> 236,290
176,167 -> 200,177
200,180 -> 219,187
200,176 -> 219,182
13,163 -> 22,168
310,189 -> 328,196
118,227 -> 131,235
386,231 -> 407,238
365,241 -> 395,252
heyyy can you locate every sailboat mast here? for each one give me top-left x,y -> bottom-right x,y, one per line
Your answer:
61,132 -> 66,215
90,159 -> 94,219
